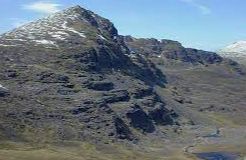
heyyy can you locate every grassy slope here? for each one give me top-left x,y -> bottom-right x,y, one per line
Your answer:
0,141 -> 198,160
156,59 -> 246,126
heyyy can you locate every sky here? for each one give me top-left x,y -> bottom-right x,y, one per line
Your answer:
0,0 -> 245,51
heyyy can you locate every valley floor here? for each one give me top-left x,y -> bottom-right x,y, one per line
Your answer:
0,126 -> 245,160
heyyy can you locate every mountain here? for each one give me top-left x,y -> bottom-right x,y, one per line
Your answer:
0,5 -> 246,160
0,5 -> 176,142
219,41 -> 246,64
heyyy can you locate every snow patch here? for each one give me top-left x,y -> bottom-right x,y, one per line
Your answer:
51,31 -> 69,40
62,22 -> 86,38
51,34 -> 66,40
0,84 -> 6,89
0,44 -> 18,47
5,39 -> 26,41
56,31 -> 69,36
98,35 -> 106,40
125,53 -> 137,59
1,7 -> 89,44
34,40 -> 56,46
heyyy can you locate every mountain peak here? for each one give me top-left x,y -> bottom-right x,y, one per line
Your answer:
219,40 -> 246,64
54,5 -> 89,18
0,5 -> 118,48
68,5 -> 84,10
220,40 -> 246,54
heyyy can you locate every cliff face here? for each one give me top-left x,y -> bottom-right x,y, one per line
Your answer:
124,35 -> 225,64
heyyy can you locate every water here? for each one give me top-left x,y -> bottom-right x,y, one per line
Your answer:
195,152 -> 240,160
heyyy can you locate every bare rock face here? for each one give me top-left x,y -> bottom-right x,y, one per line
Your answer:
123,36 -> 224,64
124,36 -> 244,75
148,104 -> 177,125
126,105 -> 155,133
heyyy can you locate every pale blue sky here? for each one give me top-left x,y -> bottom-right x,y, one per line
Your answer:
0,0 -> 245,51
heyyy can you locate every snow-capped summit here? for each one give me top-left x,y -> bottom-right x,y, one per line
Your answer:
221,41 -> 246,53
219,41 -> 246,64
0,5 -> 117,48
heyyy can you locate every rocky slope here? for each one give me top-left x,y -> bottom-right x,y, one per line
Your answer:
124,36 -> 246,121
219,41 -> 246,64
0,5 -> 246,160
0,6 -> 179,143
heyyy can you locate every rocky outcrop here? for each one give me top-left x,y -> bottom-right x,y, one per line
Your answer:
87,81 -> 114,91
36,71 -> 69,83
130,87 -> 153,99
124,36 -> 223,64
126,105 -> 155,133
148,104 -> 177,125
114,117 -> 134,140
101,90 -> 130,103
0,87 -> 9,97
185,48 -> 223,64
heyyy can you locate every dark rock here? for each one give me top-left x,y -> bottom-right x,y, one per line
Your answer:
70,107 -> 89,115
114,117 -> 134,140
124,36 -> 225,65
5,70 -> 18,78
102,90 -> 130,103
186,48 -> 223,64
70,101 -> 93,115
126,105 -> 155,133
148,105 -> 175,125
125,55 -> 167,87
174,97 -> 185,104
131,87 -> 153,99
36,71 -> 69,83
87,81 -> 114,91
224,59 -> 245,75
0,87 -> 9,97
61,83 -> 74,88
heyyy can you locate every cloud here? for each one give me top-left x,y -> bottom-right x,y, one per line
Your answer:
180,0 -> 211,15
22,1 -> 62,14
